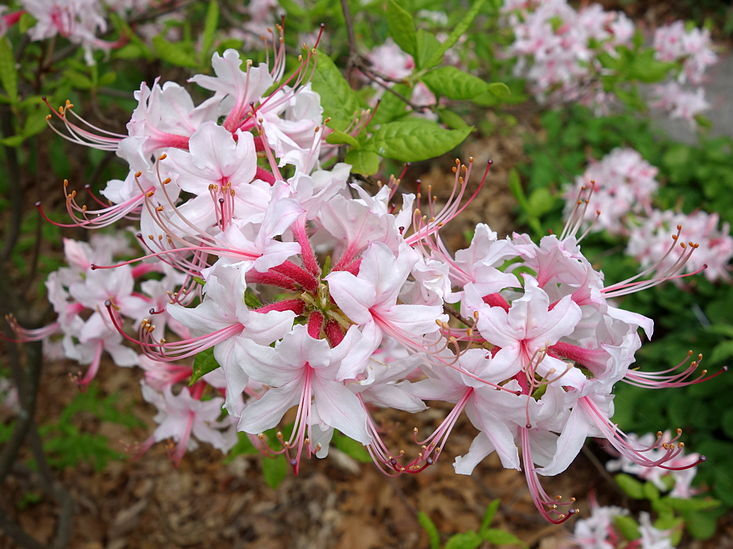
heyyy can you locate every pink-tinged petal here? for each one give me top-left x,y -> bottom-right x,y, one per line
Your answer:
312,378 -> 370,445
253,241 -> 301,273
238,342 -> 296,387
238,379 -> 302,434
606,305 -> 654,339
167,300 -> 235,334
358,243 -> 413,305
537,406 -> 592,476
454,432 -> 495,475
475,304 -> 522,349
324,271 -> 377,324
332,325 -> 380,381
526,295 -> 582,350
220,360 -> 248,417
411,377 -> 465,403
466,400 -> 521,470
380,304 -> 444,336
242,310 -> 295,345
363,382 -> 427,413
105,341 -> 138,367
275,325 -> 331,371
192,416 -> 234,452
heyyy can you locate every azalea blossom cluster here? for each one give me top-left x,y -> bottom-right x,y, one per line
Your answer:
627,209 -> 733,283
0,0 -> 151,63
361,38 -> 437,111
573,503 -> 675,549
564,148 -> 733,282
563,148 -> 658,235
606,431 -> 701,499
8,37 -> 716,525
500,1 -> 717,122
651,22 -> 718,125
500,0 -> 634,110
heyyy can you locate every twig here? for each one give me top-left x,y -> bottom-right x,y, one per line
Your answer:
339,0 -> 359,75
443,304 -> 475,328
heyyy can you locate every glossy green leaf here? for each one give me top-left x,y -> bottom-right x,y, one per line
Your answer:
189,347 -> 220,385
371,84 -> 411,125
438,108 -> 470,130
326,129 -> 359,147
416,29 -> 442,69
345,149 -> 380,175
422,67 -> 492,101
365,118 -> 470,162
386,0 -> 417,56
310,52 -> 362,131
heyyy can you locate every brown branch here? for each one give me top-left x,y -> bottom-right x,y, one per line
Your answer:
340,0 -> 359,75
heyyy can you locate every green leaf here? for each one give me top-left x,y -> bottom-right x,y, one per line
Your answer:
437,108 -> 470,130
643,481 -> 660,501
189,347 -> 220,385
613,515 -> 641,541
710,340 -> 733,363
479,499 -> 500,534
64,70 -> 94,90
244,288 -> 263,309
422,0 -> 486,68
445,531 -> 482,549
661,496 -> 720,512
365,118 -> 470,162
345,149 -> 380,175
422,67 -> 491,101
326,129 -> 359,147
152,35 -> 198,68
683,509 -> 720,540
22,110 -> 48,138
386,0 -> 417,56
527,187 -> 555,218
371,83 -> 411,125
416,29 -> 442,70
201,0 -> 219,62
0,135 -> 24,147
482,528 -> 525,546
0,37 -> 18,103
615,473 -> 645,499
310,52 -> 362,131
114,43 -> 148,60
486,82 -> 511,98
332,431 -> 371,463
417,512 -> 441,549
262,454 -> 288,489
